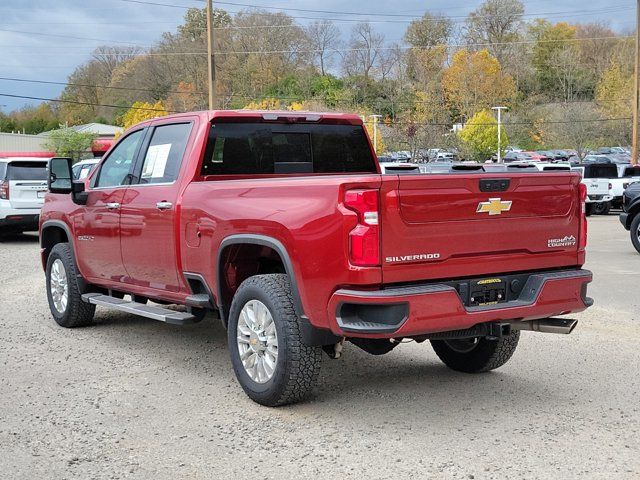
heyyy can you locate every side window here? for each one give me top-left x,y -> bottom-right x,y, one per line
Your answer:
95,130 -> 144,188
138,123 -> 191,184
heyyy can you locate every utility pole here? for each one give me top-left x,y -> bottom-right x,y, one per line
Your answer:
492,106 -> 507,163
632,0 -> 640,165
369,114 -> 383,154
206,0 -> 216,110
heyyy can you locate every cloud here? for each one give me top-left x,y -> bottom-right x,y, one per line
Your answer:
0,0 -> 632,112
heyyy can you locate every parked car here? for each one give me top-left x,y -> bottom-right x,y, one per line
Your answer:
572,164 -> 615,215
619,181 -> 640,253
610,165 -> 640,209
72,158 -> 100,180
379,162 -> 421,175
0,157 -> 50,234
433,151 -> 458,162
531,162 -> 571,172
503,151 -> 544,163
40,110 -> 592,407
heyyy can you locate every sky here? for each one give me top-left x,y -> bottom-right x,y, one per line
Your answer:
0,0 -> 636,114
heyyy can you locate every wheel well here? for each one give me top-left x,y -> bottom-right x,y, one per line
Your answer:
218,243 -> 286,317
41,225 -> 69,261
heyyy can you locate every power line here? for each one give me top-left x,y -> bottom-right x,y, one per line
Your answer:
0,93 -> 179,113
0,76 -> 207,96
116,0 -> 635,24
0,34 -> 629,57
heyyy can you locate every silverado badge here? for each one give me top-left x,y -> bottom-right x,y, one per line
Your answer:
476,198 -> 512,216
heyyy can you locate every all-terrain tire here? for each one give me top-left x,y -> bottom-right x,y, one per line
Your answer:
227,274 -> 322,407
430,331 -> 520,373
631,214 -> 640,254
46,243 -> 96,327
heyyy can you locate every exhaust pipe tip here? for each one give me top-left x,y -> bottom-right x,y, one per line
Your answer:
511,318 -> 578,334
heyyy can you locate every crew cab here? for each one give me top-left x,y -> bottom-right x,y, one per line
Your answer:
0,157 -> 49,234
40,111 -> 593,406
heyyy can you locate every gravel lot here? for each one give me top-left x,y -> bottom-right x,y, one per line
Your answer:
1,215 -> 639,479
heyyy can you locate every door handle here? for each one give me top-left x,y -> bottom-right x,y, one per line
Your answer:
156,201 -> 173,210
106,202 -> 120,210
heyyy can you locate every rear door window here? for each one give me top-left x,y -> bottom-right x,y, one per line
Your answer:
201,123 -> 377,176
137,123 -> 192,184
7,162 -> 48,180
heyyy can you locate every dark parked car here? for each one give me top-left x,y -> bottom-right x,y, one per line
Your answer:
620,181 -> 640,253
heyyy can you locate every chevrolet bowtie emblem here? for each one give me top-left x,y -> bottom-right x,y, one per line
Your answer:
477,198 -> 512,215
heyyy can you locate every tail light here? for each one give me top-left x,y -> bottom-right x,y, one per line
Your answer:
0,180 -> 8,200
608,183 -> 613,190
579,183 -> 587,250
344,189 -> 380,266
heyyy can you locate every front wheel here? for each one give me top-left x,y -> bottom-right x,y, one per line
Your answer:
630,215 -> 640,254
430,331 -> 520,373
227,274 -> 322,406
46,243 -> 95,327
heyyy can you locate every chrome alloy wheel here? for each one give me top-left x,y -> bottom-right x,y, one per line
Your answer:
236,300 -> 278,384
50,259 -> 69,314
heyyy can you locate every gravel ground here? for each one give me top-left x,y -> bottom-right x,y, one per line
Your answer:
1,215 -> 639,479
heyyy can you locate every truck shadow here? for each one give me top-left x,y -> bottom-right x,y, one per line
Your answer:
0,232 -> 39,244
88,310 -> 565,423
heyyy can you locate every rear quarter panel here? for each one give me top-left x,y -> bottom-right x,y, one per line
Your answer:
179,175 -> 383,327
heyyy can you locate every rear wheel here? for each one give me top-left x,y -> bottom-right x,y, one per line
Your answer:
227,274 -> 322,406
430,331 -> 520,373
585,203 -> 594,216
631,215 -> 640,254
46,243 -> 95,327
592,201 -> 611,215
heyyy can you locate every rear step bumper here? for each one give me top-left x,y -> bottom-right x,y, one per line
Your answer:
82,293 -> 198,325
328,269 -> 592,337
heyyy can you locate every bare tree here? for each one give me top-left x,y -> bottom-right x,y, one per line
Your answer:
92,46 -> 142,78
342,22 -> 385,79
548,46 -> 592,102
305,20 -> 341,75
464,0 -> 524,65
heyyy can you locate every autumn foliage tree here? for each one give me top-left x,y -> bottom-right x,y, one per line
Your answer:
442,49 -> 516,120
120,101 -> 168,131
458,109 -> 507,161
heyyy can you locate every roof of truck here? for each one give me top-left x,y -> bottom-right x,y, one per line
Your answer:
132,110 -> 364,126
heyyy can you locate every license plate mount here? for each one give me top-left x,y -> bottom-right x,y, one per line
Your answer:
469,277 -> 507,307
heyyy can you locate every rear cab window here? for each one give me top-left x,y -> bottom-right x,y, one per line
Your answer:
200,122 -> 377,176
7,161 -> 48,180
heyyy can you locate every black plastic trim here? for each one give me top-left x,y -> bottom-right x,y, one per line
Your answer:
216,234 -> 305,322
183,271 -> 217,308
40,220 -> 73,253
337,302 -> 409,333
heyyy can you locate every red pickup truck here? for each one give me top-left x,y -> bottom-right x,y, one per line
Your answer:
40,110 -> 592,406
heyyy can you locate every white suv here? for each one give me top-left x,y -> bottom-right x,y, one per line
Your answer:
0,157 -> 50,233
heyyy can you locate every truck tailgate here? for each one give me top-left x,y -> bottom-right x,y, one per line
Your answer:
380,172 -> 583,284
